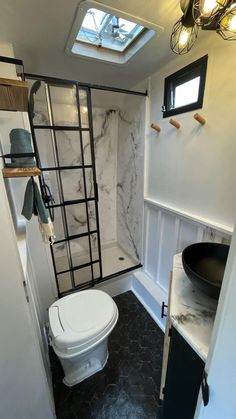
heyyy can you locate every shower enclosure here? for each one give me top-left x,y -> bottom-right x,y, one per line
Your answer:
27,75 -> 146,297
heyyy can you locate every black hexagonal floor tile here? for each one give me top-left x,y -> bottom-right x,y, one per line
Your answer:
50,291 -> 164,419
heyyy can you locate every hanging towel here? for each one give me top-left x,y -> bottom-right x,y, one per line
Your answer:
21,178 -> 56,245
38,217 -> 56,245
22,178 -> 48,223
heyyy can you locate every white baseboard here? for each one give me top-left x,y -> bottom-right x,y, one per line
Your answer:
96,269 -> 167,333
131,271 -> 167,332
95,272 -> 133,297
132,287 -> 165,332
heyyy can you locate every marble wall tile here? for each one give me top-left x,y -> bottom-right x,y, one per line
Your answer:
54,108 -> 119,258
117,95 -> 146,262
92,108 -> 118,247
32,85 -> 145,270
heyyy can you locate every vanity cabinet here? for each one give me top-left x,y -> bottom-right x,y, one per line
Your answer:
160,253 -> 216,419
162,326 -> 205,419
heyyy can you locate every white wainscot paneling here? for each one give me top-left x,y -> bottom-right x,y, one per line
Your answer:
144,199 -> 232,295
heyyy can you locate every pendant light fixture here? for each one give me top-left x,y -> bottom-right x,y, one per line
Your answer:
170,0 -> 199,54
171,0 -> 236,54
192,0 -> 229,26
217,2 -> 236,39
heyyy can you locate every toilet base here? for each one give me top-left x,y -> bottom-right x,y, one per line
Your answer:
59,338 -> 109,387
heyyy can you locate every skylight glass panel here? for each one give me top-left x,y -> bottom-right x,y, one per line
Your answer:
81,9 -> 106,32
76,8 -> 144,52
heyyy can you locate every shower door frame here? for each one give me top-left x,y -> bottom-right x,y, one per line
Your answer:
27,72 -> 146,297
28,77 -> 103,297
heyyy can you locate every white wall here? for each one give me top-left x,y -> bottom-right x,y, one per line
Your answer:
144,35 -> 236,419
0,43 -> 27,236
146,35 -> 236,230
0,171 -> 55,419
27,219 -> 57,325
142,35 -> 235,311
0,42 -> 56,333
0,41 -> 55,418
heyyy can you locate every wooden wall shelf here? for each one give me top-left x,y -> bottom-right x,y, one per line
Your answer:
2,167 -> 41,178
0,77 -> 28,112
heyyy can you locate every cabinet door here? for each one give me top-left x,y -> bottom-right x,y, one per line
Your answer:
162,327 -> 205,419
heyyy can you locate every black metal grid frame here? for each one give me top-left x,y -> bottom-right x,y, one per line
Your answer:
60,263 -> 143,298
27,76 -> 103,296
25,72 -> 148,97
163,54 -> 208,118
26,72 -> 144,298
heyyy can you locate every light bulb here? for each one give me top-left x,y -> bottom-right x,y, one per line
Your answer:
171,16 -> 198,55
221,13 -> 236,31
199,0 -> 228,17
228,14 -> 236,30
201,0 -> 218,16
179,27 -> 191,47
220,3 -> 236,32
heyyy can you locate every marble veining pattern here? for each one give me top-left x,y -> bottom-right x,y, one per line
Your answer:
53,109 -> 119,259
92,108 -> 118,246
171,253 -> 217,361
31,84 -> 145,278
117,95 -> 145,262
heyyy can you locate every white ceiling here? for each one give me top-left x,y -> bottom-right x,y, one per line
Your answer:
0,0 -> 184,88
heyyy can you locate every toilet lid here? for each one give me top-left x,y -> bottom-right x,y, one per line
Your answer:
49,289 -> 117,352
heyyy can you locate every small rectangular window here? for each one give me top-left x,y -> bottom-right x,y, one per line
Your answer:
162,55 -> 208,118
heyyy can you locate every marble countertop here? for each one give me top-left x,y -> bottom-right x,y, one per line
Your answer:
170,253 -> 217,362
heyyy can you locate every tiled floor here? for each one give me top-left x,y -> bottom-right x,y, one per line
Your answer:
50,291 -> 164,419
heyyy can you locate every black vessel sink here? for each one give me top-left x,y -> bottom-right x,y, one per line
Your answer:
182,242 -> 229,300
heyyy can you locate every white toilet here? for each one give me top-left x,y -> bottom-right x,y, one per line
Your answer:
48,289 -> 118,387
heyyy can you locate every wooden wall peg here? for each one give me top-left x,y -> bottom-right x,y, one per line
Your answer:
151,123 -> 161,133
194,113 -> 206,125
169,118 -> 181,129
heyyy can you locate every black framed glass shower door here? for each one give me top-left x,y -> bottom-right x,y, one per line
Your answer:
28,78 -> 102,296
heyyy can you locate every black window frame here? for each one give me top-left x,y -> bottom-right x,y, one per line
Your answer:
162,55 -> 208,118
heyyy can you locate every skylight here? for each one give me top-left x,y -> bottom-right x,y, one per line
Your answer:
76,8 -> 145,53
66,2 -> 162,64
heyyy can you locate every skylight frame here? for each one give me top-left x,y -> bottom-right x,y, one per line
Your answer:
65,1 -> 164,65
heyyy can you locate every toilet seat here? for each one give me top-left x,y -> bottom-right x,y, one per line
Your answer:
49,289 -> 118,358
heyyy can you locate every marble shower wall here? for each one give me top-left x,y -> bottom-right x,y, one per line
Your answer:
30,80 -> 145,274
92,108 -> 119,246
91,90 -> 146,263
31,82 -> 120,268
30,82 -> 99,271
117,95 -> 145,262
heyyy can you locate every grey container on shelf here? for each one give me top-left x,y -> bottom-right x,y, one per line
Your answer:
6,128 -> 36,167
